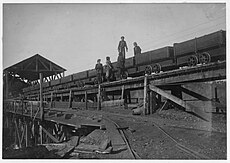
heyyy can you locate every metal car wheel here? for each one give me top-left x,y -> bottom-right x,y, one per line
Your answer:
187,55 -> 198,66
199,52 -> 211,64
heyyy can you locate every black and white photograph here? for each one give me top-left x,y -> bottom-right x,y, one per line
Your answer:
2,0 -> 227,160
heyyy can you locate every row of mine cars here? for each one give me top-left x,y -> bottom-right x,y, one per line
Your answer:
23,30 -> 226,93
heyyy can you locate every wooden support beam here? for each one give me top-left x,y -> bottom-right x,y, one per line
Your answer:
39,124 -> 43,144
19,124 -> 25,147
36,56 -> 38,72
25,122 -> 28,147
40,73 -> 44,121
146,91 -> 150,115
68,90 -> 72,108
143,75 -> 148,115
41,125 -> 59,143
127,90 -> 131,104
50,92 -> 54,108
153,92 -> 158,113
85,91 -> 88,110
149,85 -> 211,121
97,85 -> 101,111
38,58 -> 50,71
180,86 -> 225,108
49,61 -> 52,71
121,85 -> 125,99
149,91 -> 153,114
14,120 -> 22,148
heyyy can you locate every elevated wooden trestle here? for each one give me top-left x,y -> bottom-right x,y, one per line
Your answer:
3,61 -> 226,149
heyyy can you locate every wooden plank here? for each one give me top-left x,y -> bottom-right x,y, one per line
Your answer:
102,99 -> 125,107
104,119 -> 126,149
149,84 -> 211,121
143,75 -> 147,115
150,68 -> 226,86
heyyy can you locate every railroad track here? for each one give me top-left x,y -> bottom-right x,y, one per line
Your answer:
151,121 -> 210,159
104,114 -> 210,159
103,116 -> 141,159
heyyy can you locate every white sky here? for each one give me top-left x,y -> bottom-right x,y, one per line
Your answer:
3,2 -> 226,75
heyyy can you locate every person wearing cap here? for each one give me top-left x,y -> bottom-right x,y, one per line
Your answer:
105,56 -> 114,82
118,36 -> 128,59
133,42 -> 141,56
95,59 -> 103,84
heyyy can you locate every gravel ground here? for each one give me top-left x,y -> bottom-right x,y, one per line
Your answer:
94,108 -> 227,159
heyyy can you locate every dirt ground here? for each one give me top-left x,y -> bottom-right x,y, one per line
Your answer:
3,107 -> 227,159
90,107 -> 227,159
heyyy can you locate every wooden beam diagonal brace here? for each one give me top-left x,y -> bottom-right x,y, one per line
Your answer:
149,84 -> 211,121
41,125 -> 60,143
180,86 -> 226,108
38,58 -> 50,71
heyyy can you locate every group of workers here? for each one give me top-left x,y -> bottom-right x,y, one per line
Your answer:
95,36 -> 141,84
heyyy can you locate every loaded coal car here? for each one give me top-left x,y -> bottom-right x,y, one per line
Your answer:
132,46 -> 175,76
104,47 -> 175,79
174,30 -> 226,67
23,30 -> 226,94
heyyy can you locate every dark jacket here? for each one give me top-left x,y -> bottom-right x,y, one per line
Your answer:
134,46 -> 141,56
118,40 -> 128,52
95,63 -> 103,74
117,55 -> 125,68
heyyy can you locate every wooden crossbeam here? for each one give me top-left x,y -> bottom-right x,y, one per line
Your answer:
149,85 -> 211,121
38,58 -> 50,71
14,120 -> 22,148
41,125 -> 60,143
180,86 -> 226,108
143,75 -> 148,115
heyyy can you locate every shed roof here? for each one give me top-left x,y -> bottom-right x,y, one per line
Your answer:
4,54 -> 66,81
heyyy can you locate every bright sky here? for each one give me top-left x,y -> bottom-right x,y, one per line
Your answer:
3,2 -> 226,75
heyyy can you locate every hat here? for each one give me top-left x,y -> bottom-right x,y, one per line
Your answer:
97,59 -> 101,62
106,56 -> 110,60
121,36 -> 124,39
133,42 -> 137,45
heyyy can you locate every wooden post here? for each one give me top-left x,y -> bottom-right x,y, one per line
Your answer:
146,91 -> 150,115
39,124 -> 43,144
143,75 -> 148,115
152,92 -> 157,114
51,92 -> 53,108
39,73 -> 44,121
149,91 -> 153,114
121,85 -> 125,99
157,94 -> 162,108
85,91 -> 88,110
97,85 -> 101,110
25,122 -> 28,147
68,90 -> 72,108
128,90 -> 131,104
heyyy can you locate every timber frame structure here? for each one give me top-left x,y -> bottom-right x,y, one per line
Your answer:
3,60 -> 226,149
